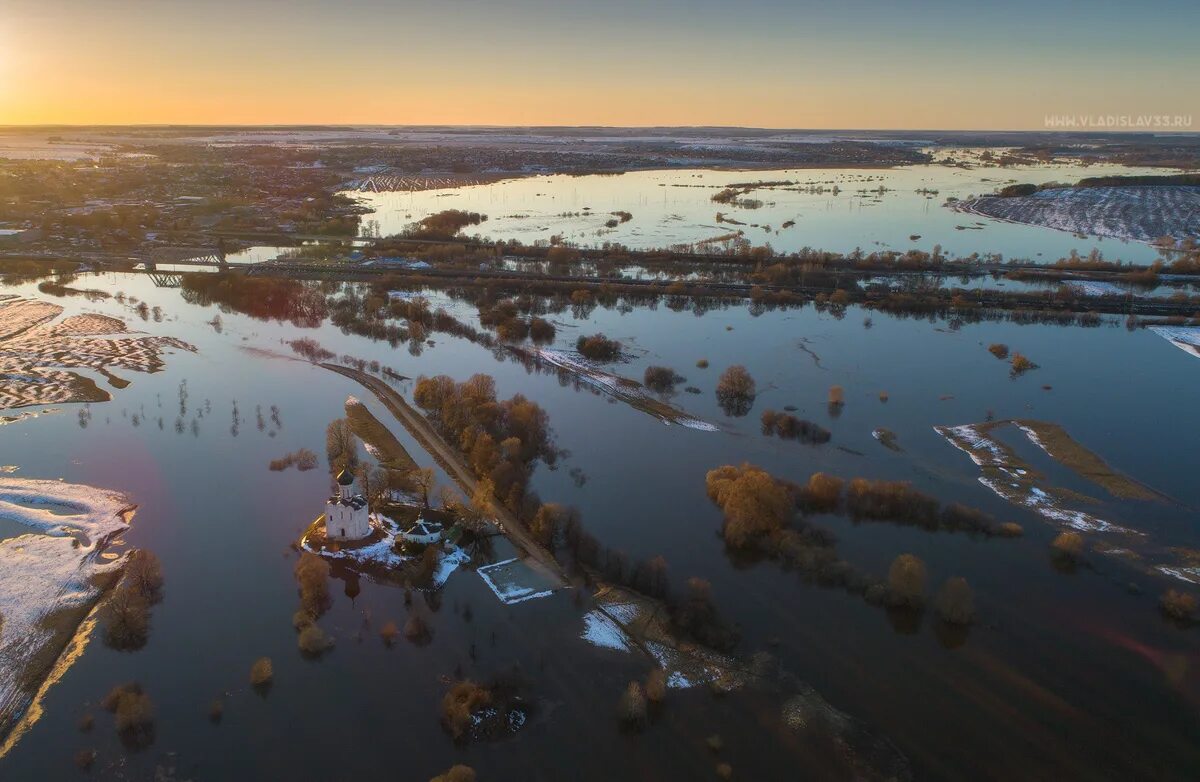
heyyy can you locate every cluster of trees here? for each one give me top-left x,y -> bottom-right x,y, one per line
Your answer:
705,464 -> 991,625
403,209 -> 487,240
477,298 -> 556,344
575,333 -> 622,361
413,374 -> 556,514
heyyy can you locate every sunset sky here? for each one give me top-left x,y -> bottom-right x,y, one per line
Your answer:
2,0 -> 1198,129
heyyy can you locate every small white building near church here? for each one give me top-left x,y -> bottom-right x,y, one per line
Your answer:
325,469 -> 371,541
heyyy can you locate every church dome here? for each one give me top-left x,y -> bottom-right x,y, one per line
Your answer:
336,468 -> 355,486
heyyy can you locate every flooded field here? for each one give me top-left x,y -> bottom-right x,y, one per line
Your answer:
348,160 -> 1182,263
0,263 -> 1197,780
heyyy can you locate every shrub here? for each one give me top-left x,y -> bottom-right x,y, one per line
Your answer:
430,766 -> 477,782
74,749 -> 96,770
249,657 -> 273,687
102,683 -> 154,737
270,448 -> 319,471
575,333 -> 622,361
715,365 -> 756,416
1051,532 -> 1085,561
645,668 -> 667,704
798,473 -> 844,513
441,681 -> 492,740
208,698 -> 224,723
935,577 -> 975,624
380,620 -> 400,646
716,763 -> 733,780
988,343 -> 1009,359
644,365 -> 683,392
827,385 -> 845,406
887,554 -> 927,608
404,613 -> 431,644
716,365 -> 755,399
696,359 -> 709,369
938,503 -> 1002,535
846,479 -> 938,527
298,624 -> 333,655
1161,589 -> 1198,621
705,464 -> 793,548
294,552 -> 331,615
760,410 -> 831,444
670,577 -> 740,651
1010,353 -> 1037,374
529,317 -> 556,343
997,522 -> 1024,537
618,681 -> 648,729
292,609 -> 315,631
879,391 -> 889,402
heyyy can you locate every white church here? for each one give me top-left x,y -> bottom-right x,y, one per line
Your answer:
325,468 -> 371,541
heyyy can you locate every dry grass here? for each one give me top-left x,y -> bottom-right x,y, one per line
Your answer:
345,397 -> 418,473
988,343 -> 1009,359
1014,419 -> 1164,501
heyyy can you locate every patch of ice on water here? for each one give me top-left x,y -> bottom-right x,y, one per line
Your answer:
1157,566 -> 1200,585
477,557 -> 556,605
1150,326 -> 1200,360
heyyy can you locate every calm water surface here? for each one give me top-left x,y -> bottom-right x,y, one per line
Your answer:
347,160 -> 1179,264
1,270 -> 1198,780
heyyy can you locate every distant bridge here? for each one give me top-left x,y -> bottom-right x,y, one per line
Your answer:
351,173 -> 491,193
145,246 -> 228,271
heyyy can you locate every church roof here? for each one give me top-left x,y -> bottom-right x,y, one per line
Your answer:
336,468 -> 355,486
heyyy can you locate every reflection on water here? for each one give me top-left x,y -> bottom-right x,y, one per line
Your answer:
0,269 -> 1198,779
